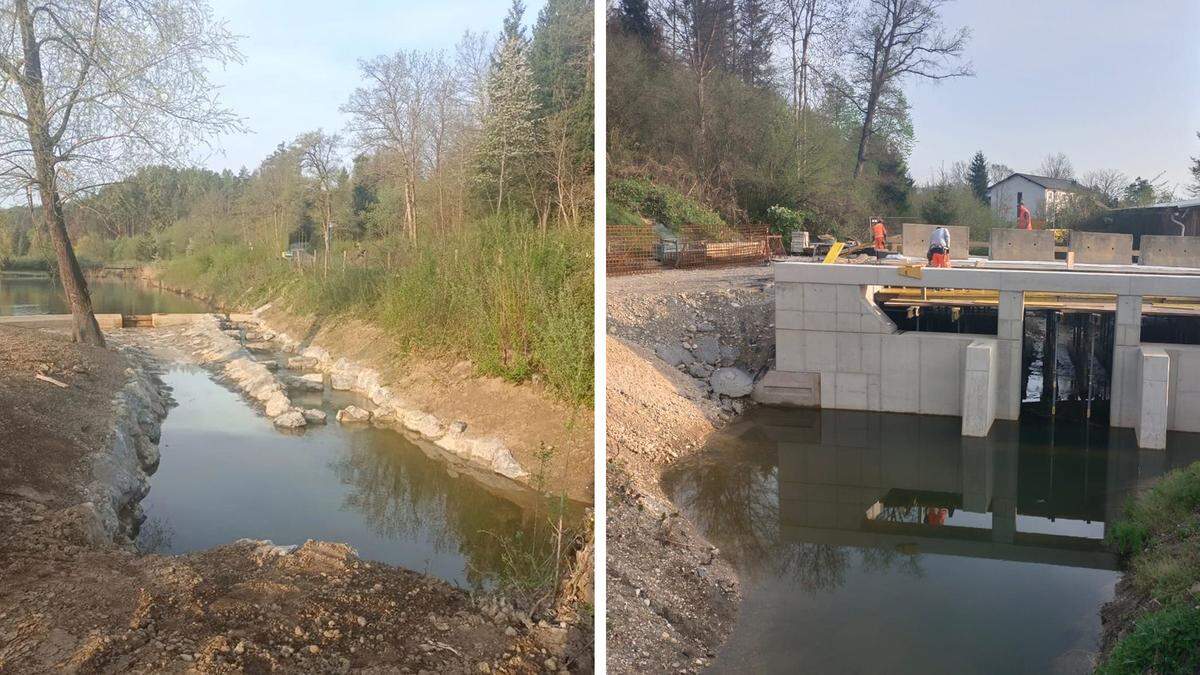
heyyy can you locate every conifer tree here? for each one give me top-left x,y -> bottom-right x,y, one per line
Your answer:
968,151 -> 990,203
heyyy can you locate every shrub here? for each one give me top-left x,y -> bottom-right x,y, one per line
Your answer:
609,178 -> 725,233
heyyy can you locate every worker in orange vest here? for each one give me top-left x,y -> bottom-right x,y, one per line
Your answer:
870,217 -> 888,262
927,225 -> 951,268
1017,200 -> 1032,230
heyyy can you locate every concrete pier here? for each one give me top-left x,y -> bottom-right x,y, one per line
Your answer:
766,262 -> 1200,448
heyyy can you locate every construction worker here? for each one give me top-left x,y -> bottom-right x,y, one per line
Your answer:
927,225 -> 951,268
1017,199 -> 1032,230
870,217 -> 888,262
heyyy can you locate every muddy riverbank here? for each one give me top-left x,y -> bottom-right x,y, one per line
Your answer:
0,324 -> 590,673
605,266 -> 774,673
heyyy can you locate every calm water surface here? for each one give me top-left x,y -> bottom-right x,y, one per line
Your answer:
139,365 -> 558,589
0,275 -> 207,315
662,408 -> 1200,674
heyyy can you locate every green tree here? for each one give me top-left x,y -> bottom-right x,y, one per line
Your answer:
967,151 -> 989,203
1123,177 -> 1157,207
921,183 -> 956,225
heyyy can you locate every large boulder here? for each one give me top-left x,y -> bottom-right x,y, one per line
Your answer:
302,409 -> 327,424
710,368 -> 754,397
330,372 -> 356,391
264,394 -> 292,418
287,356 -> 318,370
273,410 -> 307,429
694,335 -> 721,365
654,342 -> 692,367
336,405 -> 372,424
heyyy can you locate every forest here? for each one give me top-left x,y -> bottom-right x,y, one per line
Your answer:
0,0 -> 594,405
606,0 -> 1192,243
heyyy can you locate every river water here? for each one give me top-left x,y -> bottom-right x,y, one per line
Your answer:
139,365 -> 558,589
1,274 -> 565,590
663,407 -> 1200,674
0,274 -> 207,315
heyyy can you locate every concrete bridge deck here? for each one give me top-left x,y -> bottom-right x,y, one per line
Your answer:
763,261 -> 1200,449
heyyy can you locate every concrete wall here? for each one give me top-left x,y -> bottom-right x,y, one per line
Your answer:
1139,235 -> 1200,268
0,313 -> 123,329
1070,232 -> 1133,265
989,176 -> 1047,222
901,223 -> 970,259
989,229 -> 1056,262
774,279 -> 1016,417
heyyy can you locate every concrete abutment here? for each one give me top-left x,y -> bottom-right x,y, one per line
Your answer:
764,263 -> 1200,449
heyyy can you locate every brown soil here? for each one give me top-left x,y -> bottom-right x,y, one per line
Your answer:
0,325 -> 588,673
258,307 -> 593,505
604,266 -> 776,674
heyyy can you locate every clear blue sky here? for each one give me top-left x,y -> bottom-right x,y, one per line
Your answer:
906,0 -> 1200,191
198,0 -> 545,172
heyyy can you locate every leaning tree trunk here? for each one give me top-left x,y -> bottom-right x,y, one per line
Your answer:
15,0 -> 104,346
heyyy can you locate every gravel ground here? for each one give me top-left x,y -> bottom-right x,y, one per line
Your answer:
605,266 -> 777,673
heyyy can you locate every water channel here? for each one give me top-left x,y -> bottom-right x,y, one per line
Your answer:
0,274 -> 208,315
663,407 -> 1200,674
2,274 -> 563,590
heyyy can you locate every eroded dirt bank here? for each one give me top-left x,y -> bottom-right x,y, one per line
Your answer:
0,325 -> 588,673
605,267 -> 773,674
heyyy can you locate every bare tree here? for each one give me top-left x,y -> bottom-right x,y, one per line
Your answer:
988,162 -> 1013,185
776,0 -> 849,145
1038,152 -> 1074,179
343,50 -> 436,242
1082,168 -> 1127,208
296,131 -> 342,277
0,0 -> 240,345
842,0 -> 972,179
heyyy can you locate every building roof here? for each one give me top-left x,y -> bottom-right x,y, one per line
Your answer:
986,172 -> 1090,193
1108,197 -> 1200,212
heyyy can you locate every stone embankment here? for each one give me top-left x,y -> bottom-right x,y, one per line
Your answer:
605,266 -> 775,674
82,348 -> 172,544
180,312 -> 529,483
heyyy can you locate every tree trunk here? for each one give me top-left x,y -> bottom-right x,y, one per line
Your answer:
852,79 -> 881,180
15,0 -> 103,346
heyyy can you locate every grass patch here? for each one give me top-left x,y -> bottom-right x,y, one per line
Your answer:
158,216 -> 593,405
1100,462 -> 1200,673
1098,605 -> 1200,675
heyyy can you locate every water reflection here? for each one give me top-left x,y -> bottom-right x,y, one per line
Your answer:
663,408 -> 1200,673
141,366 -> 558,589
0,276 -> 207,315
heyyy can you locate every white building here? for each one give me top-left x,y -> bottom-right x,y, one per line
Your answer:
986,173 -> 1092,225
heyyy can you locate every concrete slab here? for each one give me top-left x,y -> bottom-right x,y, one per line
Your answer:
1070,232 -> 1133,265
0,313 -> 123,329
752,370 -> 820,407
1138,235 -> 1200,268
901,223 -> 970,259
989,229 -> 1057,262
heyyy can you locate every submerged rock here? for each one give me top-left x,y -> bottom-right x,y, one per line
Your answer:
710,368 -> 753,397
273,410 -> 307,429
336,405 -> 372,423
302,409 -> 327,424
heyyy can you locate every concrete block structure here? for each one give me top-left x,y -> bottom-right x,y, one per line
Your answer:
1138,235 -> 1200,268
989,229 -> 1056,262
769,262 -> 1200,449
1135,347 -> 1170,449
1070,232 -> 1133,265
901,223 -> 970,259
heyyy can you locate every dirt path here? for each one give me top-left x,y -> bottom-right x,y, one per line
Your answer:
605,266 -> 776,673
0,325 -> 587,674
